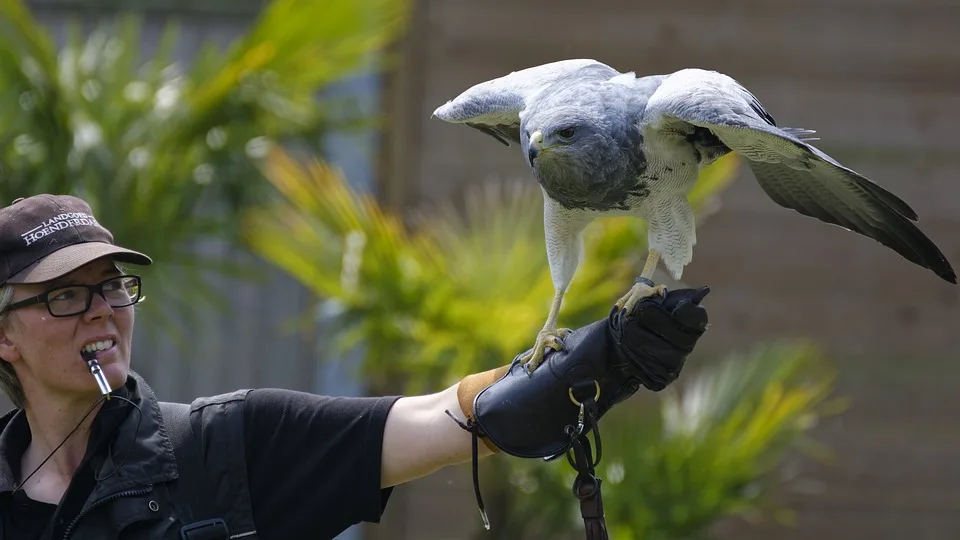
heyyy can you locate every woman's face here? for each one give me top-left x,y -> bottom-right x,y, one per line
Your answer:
0,258 -> 136,405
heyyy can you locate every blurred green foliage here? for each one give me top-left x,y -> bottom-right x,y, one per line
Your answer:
0,0 -> 408,334
244,147 -> 841,538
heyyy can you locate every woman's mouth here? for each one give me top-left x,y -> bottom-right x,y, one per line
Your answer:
81,339 -> 116,358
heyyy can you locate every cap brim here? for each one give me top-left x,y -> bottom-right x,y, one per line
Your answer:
6,242 -> 152,284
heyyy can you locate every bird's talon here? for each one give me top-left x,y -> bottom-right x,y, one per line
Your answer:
617,281 -> 668,315
543,333 -> 567,351
518,345 -> 544,374
520,327 -> 571,374
523,360 -> 540,377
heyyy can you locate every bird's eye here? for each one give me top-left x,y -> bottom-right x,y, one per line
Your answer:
556,127 -> 576,140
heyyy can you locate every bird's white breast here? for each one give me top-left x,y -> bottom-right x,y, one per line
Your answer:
612,138 -> 702,219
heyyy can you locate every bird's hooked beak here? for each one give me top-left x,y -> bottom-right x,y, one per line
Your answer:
527,130 -> 543,166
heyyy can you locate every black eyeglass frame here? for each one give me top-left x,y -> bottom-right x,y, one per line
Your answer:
2,274 -> 143,318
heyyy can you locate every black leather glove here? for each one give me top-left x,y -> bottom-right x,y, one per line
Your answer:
458,286 -> 710,459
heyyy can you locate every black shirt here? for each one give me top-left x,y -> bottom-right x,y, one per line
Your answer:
1,388 -> 400,540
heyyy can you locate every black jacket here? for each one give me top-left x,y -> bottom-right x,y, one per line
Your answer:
0,371 -> 256,540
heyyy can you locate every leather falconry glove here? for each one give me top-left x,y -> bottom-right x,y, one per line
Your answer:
449,286 -> 711,535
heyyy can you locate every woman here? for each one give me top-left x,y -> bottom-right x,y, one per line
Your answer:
0,193 -> 710,539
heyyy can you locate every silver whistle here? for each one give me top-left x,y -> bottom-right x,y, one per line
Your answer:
81,349 -> 112,398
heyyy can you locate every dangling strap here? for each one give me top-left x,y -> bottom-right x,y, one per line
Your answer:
565,396 -> 608,540
444,410 -> 491,530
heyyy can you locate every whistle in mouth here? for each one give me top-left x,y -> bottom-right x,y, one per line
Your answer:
81,349 -> 112,397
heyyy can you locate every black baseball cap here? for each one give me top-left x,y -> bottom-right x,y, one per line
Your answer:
0,194 -> 152,285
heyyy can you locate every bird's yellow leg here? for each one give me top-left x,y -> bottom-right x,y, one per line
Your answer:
520,288 -> 572,373
615,249 -> 668,315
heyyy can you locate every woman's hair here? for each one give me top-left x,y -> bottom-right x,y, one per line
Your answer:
0,285 -> 25,408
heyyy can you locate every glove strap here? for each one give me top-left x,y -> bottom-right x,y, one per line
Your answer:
565,393 -> 609,540
443,410 -> 491,531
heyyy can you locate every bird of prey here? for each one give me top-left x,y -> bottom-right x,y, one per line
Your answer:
432,59 -> 956,373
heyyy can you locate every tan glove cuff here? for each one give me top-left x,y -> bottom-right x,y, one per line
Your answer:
457,365 -> 510,453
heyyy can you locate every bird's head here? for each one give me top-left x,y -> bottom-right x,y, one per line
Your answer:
520,102 -> 639,188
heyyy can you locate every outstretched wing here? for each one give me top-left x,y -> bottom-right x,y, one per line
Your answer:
432,59 -> 620,146
641,68 -> 956,284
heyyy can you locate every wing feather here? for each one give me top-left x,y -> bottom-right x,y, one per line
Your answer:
643,69 -> 956,283
748,160 -> 945,274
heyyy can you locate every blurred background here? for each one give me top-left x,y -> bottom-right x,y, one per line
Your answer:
1,0 -> 958,539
